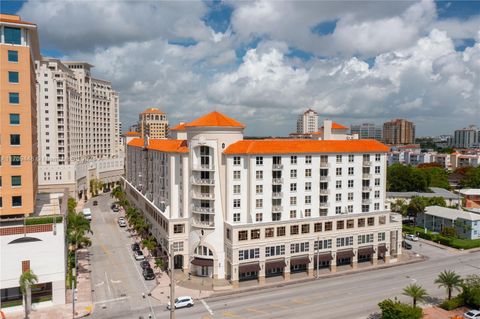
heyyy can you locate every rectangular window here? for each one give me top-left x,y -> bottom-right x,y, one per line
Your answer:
272,212 -> 281,221
11,176 -> 21,187
290,225 -> 299,235
367,217 -> 375,226
314,222 -> 322,232
238,230 -> 248,241
290,196 -> 297,206
305,196 -> 311,204
348,205 -> 353,213
301,224 -> 310,234
10,134 -> 20,145
336,194 -> 342,202
348,192 -> 354,201
336,180 -> 342,189
348,167 -> 354,175
348,154 -> 354,163
8,71 -> 19,83
290,242 -> 309,253
290,210 -> 297,219
233,213 -> 240,222
337,220 -> 344,230
378,232 -> 386,242
4,27 -> 22,45
291,156 -> 297,164
305,182 -> 311,191
305,208 -> 311,217
233,199 -> 241,208
379,216 -> 386,225
12,196 -> 22,207
305,155 -> 312,164
290,183 -> 297,192
374,203 -> 380,210
375,166 -> 381,174
256,171 -> 263,180
336,155 -> 342,163
375,154 -> 381,161
305,169 -> 312,177
265,227 -> 274,238
11,155 -> 21,166
277,226 -> 286,236
256,185 -> 263,194
256,156 -> 263,165
325,221 -> 333,231
233,171 -> 241,180
348,180 -> 354,188
265,245 -> 285,257
9,114 -> 20,125
290,169 -> 297,178
251,229 -> 260,239
233,185 -> 241,194
233,156 -> 241,165
255,213 -> 263,222
358,218 -> 365,227
336,168 -> 342,176
8,50 -> 18,62
375,178 -> 380,186
173,224 -> 185,233
9,92 -> 19,104
375,190 -> 380,198
256,199 -> 263,208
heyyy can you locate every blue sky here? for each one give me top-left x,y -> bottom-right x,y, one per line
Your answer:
3,0 -> 480,136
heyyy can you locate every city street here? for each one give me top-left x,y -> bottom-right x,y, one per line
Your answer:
86,194 -> 480,319
87,193 -> 164,319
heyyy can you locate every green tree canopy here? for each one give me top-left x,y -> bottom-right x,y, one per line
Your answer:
435,270 -> 462,300
460,167 -> 480,188
403,283 -> 428,307
378,299 -> 422,319
461,274 -> 480,309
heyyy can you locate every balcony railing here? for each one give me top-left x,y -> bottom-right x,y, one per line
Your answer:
363,161 -> 372,167
272,192 -> 283,198
272,164 -> 283,170
362,199 -> 372,205
320,162 -> 329,168
362,174 -> 371,179
272,178 -> 283,184
272,205 -> 283,212
191,176 -> 215,185
319,189 -> 329,195
319,176 -> 329,182
319,202 -> 329,208
192,192 -> 214,200
192,164 -> 214,171
192,219 -> 215,228
362,186 -> 372,192
192,206 -> 214,214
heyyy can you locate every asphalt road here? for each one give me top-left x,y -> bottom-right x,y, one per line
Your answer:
87,193 -> 480,318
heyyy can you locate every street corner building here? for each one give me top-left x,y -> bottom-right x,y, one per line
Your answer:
123,111 -> 403,288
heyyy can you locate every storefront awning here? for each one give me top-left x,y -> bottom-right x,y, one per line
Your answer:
265,259 -> 286,270
290,255 -> 310,266
358,246 -> 374,256
191,258 -> 214,267
239,262 -> 261,273
336,249 -> 354,259
315,252 -> 333,262
378,244 -> 388,255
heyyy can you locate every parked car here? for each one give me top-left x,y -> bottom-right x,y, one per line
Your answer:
167,296 -> 194,309
143,268 -> 155,280
402,240 -> 412,250
104,188 -> 111,193
82,208 -> 92,221
134,250 -> 145,260
464,310 -> 480,319
131,243 -> 141,252
93,200 -> 98,206
405,234 -> 419,241
140,260 -> 151,270
112,206 -> 120,212
118,219 -> 127,227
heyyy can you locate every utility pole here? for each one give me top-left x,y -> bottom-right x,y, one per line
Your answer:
72,248 -> 77,318
169,243 -> 175,319
315,236 -> 319,279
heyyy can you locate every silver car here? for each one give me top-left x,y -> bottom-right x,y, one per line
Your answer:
464,310 -> 480,319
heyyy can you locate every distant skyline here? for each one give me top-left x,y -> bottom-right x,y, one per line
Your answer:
3,0 -> 479,136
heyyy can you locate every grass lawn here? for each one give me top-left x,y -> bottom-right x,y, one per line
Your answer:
402,225 -> 480,249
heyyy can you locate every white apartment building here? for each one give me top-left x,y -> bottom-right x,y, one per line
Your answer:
296,109 -> 318,134
452,125 -> 479,148
124,111 -> 402,287
36,58 -> 123,198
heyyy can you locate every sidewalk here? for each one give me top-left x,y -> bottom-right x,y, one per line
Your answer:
423,306 -> 468,319
5,249 -> 93,319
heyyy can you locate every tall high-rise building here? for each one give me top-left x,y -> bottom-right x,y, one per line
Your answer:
139,107 -> 168,139
296,109 -> 318,134
35,57 -> 123,197
0,14 -> 40,217
351,123 -> 383,141
452,125 -> 479,148
382,119 -> 415,145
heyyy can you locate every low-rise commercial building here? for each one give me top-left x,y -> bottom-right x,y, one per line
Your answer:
387,187 -> 460,208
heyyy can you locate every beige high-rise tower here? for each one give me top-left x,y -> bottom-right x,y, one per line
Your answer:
0,14 -> 40,217
139,107 -> 168,139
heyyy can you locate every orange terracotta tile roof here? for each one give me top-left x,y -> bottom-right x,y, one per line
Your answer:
170,123 -> 187,131
0,15 -> 36,26
141,107 -> 165,115
124,131 -> 140,136
127,138 -> 188,153
185,111 -> 245,128
224,139 -> 389,155
321,122 -> 348,130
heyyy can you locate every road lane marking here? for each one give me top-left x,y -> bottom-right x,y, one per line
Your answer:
201,316 -> 213,319
94,296 -> 128,305
111,279 -> 122,284
246,307 -> 268,315
95,281 -> 105,287
291,298 -> 311,305
221,311 -> 240,318
201,299 -> 214,315
105,272 -> 112,297
270,303 -> 289,309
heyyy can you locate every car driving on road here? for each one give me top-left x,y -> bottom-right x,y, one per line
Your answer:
167,296 -> 194,309
405,234 -> 419,241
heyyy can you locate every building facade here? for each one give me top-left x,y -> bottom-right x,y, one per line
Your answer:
296,109 -> 318,134
0,14 -> 40,217
452,125 -> 479,148
383,119 -> 415,145
35,58 -> 123,198
139,107 -> 168,139
351,123 -> 383,141
124,111 -> 402,287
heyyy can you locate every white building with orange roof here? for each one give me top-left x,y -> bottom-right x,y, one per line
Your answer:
139,107 -> 168,139
124,111 -> 402,288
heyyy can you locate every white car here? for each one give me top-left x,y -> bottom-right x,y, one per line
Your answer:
134,250 -> 145,260
405,234 -> 419,241
118,219 -> 127,227
464,310 -> 480,319
167,296 -> 194,309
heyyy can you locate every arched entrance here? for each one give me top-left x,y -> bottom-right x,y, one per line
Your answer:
174,255 -> 183,269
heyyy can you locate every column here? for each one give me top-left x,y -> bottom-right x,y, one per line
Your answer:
231,264 -> 239,288
307,253 -> 314,277
258,261 -> 265,285
372,249 -> 378,266
352,249 -> 358,269
330,254 -> 337,273
284,257 -> 291,281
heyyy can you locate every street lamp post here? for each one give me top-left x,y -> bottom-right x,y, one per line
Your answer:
169,243 -> 175,319
315,236 -> 319,279
72,243 -> 77,318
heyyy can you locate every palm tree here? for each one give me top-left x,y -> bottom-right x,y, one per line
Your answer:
111,186 -> 125,201
20,269 -> 38,319
141,236 -> 157,258
402,283 -> 428,307
435,270 -> 462,300
67,211 -> 92,251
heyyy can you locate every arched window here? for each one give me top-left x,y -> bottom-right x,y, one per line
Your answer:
194,245 -> 213,256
